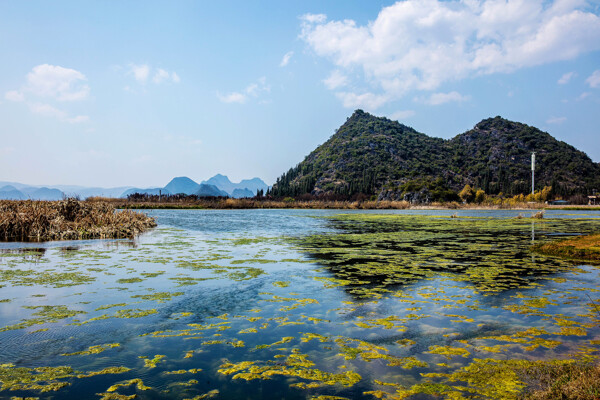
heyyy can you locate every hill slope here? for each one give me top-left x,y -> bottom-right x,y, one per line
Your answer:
271,110 -> 599,199
164,177 -> 200,195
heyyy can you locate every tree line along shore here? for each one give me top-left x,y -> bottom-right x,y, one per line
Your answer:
106,186 -> 599,210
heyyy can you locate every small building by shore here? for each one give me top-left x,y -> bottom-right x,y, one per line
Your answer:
548,200 -> 571,205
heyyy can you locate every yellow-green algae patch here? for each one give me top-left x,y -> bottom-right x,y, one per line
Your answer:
294,214 -> 600,297
131,291 -> 184,303
62,343 -> 120,356
0,305 -> 85,332
218,351 -> 362,388
142,354 -> 166,368
106,378 -> 151,392
0,363 -> 74,392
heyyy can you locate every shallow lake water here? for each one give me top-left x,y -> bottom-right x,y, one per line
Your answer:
1,209 -> 599,399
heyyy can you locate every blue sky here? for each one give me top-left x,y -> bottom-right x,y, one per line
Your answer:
1,0 -> 599,188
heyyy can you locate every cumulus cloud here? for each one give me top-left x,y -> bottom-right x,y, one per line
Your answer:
5,64 -> 91,123
217,92 -> 247,104
586,70 -> 600,88
6,64 -> 90,102
131,64 -> 150,83
300,1 -> 600,109
577,92 -> 591,100
558,71 -> 576,84
218,77 -> 270,104
25,64 -> 90,101
152,68 -> 170,84
280,51 -> 294,67
417,91 -> 470,105
547,116 -> 567,124
28,102 -> 88,124
390,110 -> 415,120
335,92 -> 389,110
129,64 -> 180,85
4,90 -> 24,102
323,70 -> 348,90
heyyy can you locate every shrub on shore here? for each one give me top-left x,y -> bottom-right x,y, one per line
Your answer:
0,199 -> 156,242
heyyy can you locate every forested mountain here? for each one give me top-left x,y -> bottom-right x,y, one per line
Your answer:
271,110 -> 600,199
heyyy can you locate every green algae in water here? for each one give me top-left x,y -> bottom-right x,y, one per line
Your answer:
2,210 -> 600,400
0,364 -> 75,392
295,214 -> 600,296
131,291 -> 184,303
0,305 -> 85,332
61,343 -> 120,356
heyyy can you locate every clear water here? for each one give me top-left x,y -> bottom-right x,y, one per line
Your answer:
0,209 -> 599,399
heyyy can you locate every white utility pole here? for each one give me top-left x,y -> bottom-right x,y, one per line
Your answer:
531,152 -> 535,195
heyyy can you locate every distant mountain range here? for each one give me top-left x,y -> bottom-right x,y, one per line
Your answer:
271,110 -> 600,199
0,174 -> 269,200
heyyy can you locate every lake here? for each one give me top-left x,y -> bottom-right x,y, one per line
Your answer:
1,209 -> 599,399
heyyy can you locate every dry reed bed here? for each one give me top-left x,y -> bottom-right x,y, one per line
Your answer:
0,199 -> 156,242
114,197 -> 552,210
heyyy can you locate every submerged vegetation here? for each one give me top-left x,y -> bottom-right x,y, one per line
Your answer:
0,198 -> 156,241
1,210 -> 599,399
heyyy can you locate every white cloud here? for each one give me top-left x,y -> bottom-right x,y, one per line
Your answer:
558,71 -> 576,84
126,64 -> 179,86
390,110 -> 415,120
335,92 -> 389,110
22,64 -> 90,101
280,51 -> 294,67
323,70 -> 348,90
547,116 -> 567,124
130,64 -> 150,83
218,77 -> 270,104
65,115 -> 90,124
417,91 -> 470,105
152,68 -> 180,84
5,90 -> 25,102
301,13 -> 327,24
301,1 -> 600,108
152,68 -> 170,84
6,64 -> 91,123
586,69 -> 600,88
28,102 -> 88,124
28,102 -> 67,119
577,92 -> 591,100
217,91 -> 247,104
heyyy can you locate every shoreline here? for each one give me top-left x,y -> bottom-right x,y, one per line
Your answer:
112,200 -> 600,211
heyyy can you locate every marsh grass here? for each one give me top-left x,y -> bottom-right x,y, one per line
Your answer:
518,362 -> 600,400
105,196 -> 551,210
0,198 -> 156,241
532,233 -> 600,261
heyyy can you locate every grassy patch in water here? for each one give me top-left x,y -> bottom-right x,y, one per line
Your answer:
532,233 -> 600,262
0,198 -> 156,241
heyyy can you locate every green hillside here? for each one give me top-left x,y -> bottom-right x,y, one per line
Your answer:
271,110 -> 600,200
